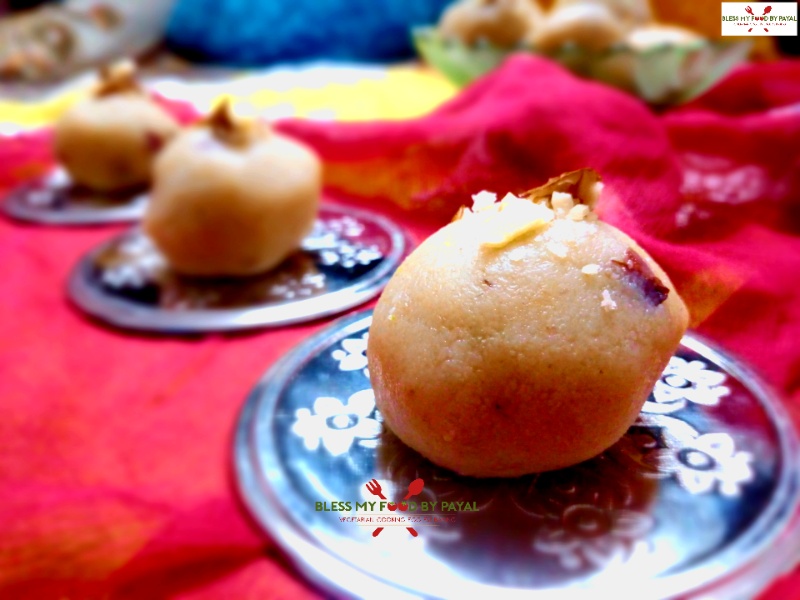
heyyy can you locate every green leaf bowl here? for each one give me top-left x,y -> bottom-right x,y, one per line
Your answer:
413,27 -> 751,106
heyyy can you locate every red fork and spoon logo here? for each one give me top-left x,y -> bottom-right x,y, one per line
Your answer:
365,478 -> 424,537
745,5 -> 772,31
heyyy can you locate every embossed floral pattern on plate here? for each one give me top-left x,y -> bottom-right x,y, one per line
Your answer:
238,311 -> 800,599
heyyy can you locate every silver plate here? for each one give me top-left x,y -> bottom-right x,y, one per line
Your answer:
3,167 -> 147,225
234,310 -> 800,600
68,205 -> 406,333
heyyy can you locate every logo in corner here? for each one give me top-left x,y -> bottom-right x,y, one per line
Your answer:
721,2 -> 798,36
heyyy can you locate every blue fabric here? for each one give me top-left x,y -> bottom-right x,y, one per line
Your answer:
166,0 -> 455,65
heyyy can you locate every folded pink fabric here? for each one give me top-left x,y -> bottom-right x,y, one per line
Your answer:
1,56 -> 799,598
278,55 -> 800,410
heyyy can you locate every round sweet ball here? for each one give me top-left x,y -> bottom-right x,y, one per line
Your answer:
143,101 -> 321,278
550,0 -> 653,28
368,170 -> 689,477
439,0 -> 543,48
53,62 -> 180,192
529,3 -> 627,53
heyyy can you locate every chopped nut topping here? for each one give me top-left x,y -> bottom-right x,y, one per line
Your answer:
551,191 -> 575,216
95,60 -> 142,97
581,264 -> 601,275
471,191 -> 497,211
568,204 -> 591,221
455,192 -> 555,248
480,195 -> 555,248
521,168 -> 603,212
601,289 -> 617,311
451,169 -> 604,249
204,99 -> 269,148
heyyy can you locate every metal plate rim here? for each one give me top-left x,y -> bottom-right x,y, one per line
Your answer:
234,313 -> 423,600
233,310 -> 800,600
3,168 -> 148,226
66,204 -> 407,333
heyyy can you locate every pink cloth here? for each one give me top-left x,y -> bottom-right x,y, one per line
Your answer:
1,56 -> 799,597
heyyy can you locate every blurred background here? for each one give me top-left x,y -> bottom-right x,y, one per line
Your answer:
2,2 -> 800,600
0,0 -> 796,88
